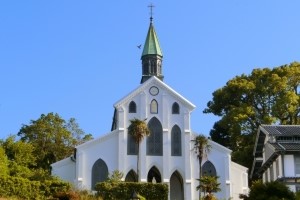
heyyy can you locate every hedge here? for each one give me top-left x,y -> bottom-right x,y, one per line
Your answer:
95,182 -> 168,200
0,175 -> 71,199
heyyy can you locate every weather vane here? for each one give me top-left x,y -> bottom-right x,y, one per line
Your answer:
148,3 -> 155,22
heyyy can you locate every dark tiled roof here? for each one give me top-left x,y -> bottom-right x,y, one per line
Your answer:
268,142 -> 300,151
261,125 -> 300,136
278,143 -> 300,151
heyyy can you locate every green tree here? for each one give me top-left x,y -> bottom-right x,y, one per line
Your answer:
197,176 -> 221,200
246,181 -> 295,200
192,134 -> 211,200
0,146 -> 9,176
107,170 -> 124,183
204,62 -> 300,169
127,118 -> 150,182
1,135 -> 36,178
66,118 -> 93,145
17,112 -> 89,170
2,135 -> 36,167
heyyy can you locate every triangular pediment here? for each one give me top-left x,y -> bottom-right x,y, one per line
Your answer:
113,76 -> 195,111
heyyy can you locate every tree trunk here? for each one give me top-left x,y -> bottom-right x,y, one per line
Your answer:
199,157 -> 202,200
137,142 -> 140,182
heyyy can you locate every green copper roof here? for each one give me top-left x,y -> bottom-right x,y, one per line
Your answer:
142,22 -> 163,57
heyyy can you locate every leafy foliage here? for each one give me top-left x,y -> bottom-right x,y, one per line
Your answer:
245,181 -> 295,200
127,118 -> 150,144
1,136 -> 36,178
0,146 -> 9,176
192,134 -> 211,199
95,182 -> 168,200
0,112 -> 91,199
127,118 -> 150,181
0,175 -> 71,199
204,62 -> 300,169
106,170 -> 124,183
17,112 -> 91,170
197,176 -> 221,200
192,134 -> 211,162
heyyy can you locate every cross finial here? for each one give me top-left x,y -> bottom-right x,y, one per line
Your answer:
148,3 -> 155,22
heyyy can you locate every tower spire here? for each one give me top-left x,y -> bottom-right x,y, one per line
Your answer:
140,4 -> 164,84
148,3 -> 155,22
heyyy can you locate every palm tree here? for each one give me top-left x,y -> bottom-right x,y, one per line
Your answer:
192,134 -> 211,200
127,118 -> 150,182
197,175 -> 221,200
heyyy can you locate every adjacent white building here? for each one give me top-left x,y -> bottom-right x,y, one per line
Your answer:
52,17 -> 248,200
252,125 -> 300,192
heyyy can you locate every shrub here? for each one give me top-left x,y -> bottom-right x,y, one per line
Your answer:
0,175 -> 71,200
40,178 -> 71,197
248,181 -> 295,200
54,190 -> 80,200
95,182 -> 168,200
0,175 -> 42,199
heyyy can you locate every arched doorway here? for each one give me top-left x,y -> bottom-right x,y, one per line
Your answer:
125,170 -> 138,182
147,166 -> 161,183
91,158 -> 108,189
170,171 -> 184,200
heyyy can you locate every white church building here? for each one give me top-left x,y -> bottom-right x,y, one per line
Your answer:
52,16 -> 248,200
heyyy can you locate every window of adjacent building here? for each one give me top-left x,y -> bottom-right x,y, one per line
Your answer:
277,136 -> 293,142
295,155 -> 300,175
150,99 -> 158,114
171,125 -> 182,156
172,102 -> 180,114
202,161 -> 217,176
129,101 -> 137,113
147,117 -> 162,156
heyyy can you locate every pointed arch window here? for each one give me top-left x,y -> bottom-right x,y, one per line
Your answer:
172,102 -> 180,114
91,159 -> 108,189
127,134 -> 138,155
150,99 -> 158,114
202,161 -> 217,177
147,117 -> 163,156
129,101 -> 137,113
171,125 -> 182,156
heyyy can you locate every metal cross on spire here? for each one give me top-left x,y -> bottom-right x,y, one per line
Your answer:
148,3 -> 155,22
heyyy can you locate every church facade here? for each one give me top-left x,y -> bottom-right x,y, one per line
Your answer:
51,17 -> 248,200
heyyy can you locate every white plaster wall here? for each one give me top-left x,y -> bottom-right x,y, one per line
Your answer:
76,132 -> 119,189
284,155 -> 295,177
122,84 -> 188,172
51,157 -> 76,184
120,82 -> 194,199
190,141 -> 232,200
231,162 -> 248,200
288,185 -> 296,192
52,78 -> 249,199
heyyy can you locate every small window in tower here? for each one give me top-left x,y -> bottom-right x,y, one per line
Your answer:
129,101 -> 137,113
150,99 -> 158,114
172,102 -> 180,114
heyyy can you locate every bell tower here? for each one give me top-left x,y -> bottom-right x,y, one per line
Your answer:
140,4 -> 164,84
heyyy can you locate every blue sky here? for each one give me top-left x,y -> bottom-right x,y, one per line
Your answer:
1,1 -> 300,139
